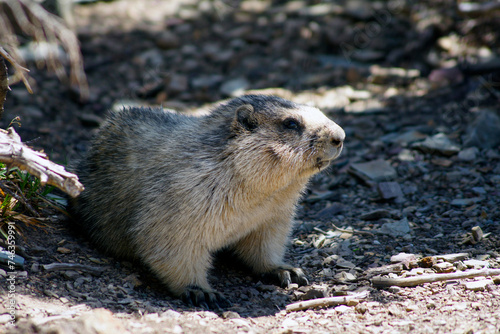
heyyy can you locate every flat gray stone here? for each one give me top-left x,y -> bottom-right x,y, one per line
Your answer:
378,181 -> 403,200
412,133 -> 461,156
451,197 -> 482,206
463,109 -> 500,149
377,218 -> 411,237
458,147 -> 479,161
381,130 -> 427,145
465,279 -> 493,291
349,159 -> 397,182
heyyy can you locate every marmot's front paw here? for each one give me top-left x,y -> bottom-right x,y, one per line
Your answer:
181,286 -> 230,309
267,266 -> 309,288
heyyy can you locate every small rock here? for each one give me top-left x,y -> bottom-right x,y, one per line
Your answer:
377,218 -> 411,237
451,198 -> 482,207
378,181 -> 403,200
161,310 -> 181,319
435,253 -> 469,262
63,270 -> 80,280
391,253 -> 417,264
57,247 -> 72,254
463,259 -> 489,269
465,279 -> 494,291
281,317 -> 299,328
335,271 -> 356,282
297,285 -> 328,300
355,303 -> 367,314
349,159 -> 397,182
360,209 -> 391,220
30,263 -> 40,273
220,77 -> 249,97
433,262 -> 454,273
418,256 -> 436,268
412,133 -> 461,156
314,203 -> 344,219
334,305 -> 351,314
471,187 -> 486,195
335,258 -> 356,269
222,311 -> 241,319
458,147 -> 479,161
471,226 -> 484,242
380,130 -> 427,145
463,109 -> 500,149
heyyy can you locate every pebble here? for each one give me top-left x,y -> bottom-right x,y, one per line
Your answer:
297,285 -> 328,300
377,181 -> 404,200
377,218 -> 411,237
380,130 -> 427,145
450,197 -> 482,207
360,209 -> 392,220
465,279 -> 494,291
412,133 -> 461,156
463,259 -> 489,269
458,147 -> 479,161
463,109 -> 500,149
349,159 -> 397,182
391,253 -> 417,264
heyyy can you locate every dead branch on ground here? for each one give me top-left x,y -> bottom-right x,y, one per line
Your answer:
372,268 -> 500,287
0,127 -> 83,197
286,291 -> 370,312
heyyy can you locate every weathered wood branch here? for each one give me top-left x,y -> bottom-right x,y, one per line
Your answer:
371,268 -> 500,287
42,262 -> 104,275
0,127 -> 83,197
286,291 -> 370,312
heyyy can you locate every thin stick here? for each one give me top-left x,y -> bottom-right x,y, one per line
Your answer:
286,291 -> 370,312
371,268 -> 500,287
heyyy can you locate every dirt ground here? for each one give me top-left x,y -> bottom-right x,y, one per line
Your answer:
1,0 -> 500,333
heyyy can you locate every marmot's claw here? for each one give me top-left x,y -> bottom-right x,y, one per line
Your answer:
182,286 -> 230,309
269,266 -> 309,288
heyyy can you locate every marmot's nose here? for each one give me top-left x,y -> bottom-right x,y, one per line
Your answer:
329,126 -> 345,148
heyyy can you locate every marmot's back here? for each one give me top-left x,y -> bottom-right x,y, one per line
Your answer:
71,95 -> 345,307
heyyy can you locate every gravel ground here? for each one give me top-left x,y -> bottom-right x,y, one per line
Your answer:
1,0 -> 499,333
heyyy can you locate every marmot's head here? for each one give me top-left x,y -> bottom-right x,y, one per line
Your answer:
223,95 -> 345,188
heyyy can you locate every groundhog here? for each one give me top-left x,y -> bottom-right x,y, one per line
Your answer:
71,95 -> 345,308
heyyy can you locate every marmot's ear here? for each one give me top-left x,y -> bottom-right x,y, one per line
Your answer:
235,104 -> 258,131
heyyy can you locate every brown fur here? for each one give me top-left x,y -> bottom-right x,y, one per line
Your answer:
70,95 -> 344,304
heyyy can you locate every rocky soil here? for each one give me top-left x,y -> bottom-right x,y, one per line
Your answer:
1,0 -> 500,333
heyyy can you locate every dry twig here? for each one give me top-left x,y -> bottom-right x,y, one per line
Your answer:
372,268 -> 500,287
286,291 -> 370,312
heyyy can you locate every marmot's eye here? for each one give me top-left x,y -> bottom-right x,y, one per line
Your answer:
283,118 -> 300,130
